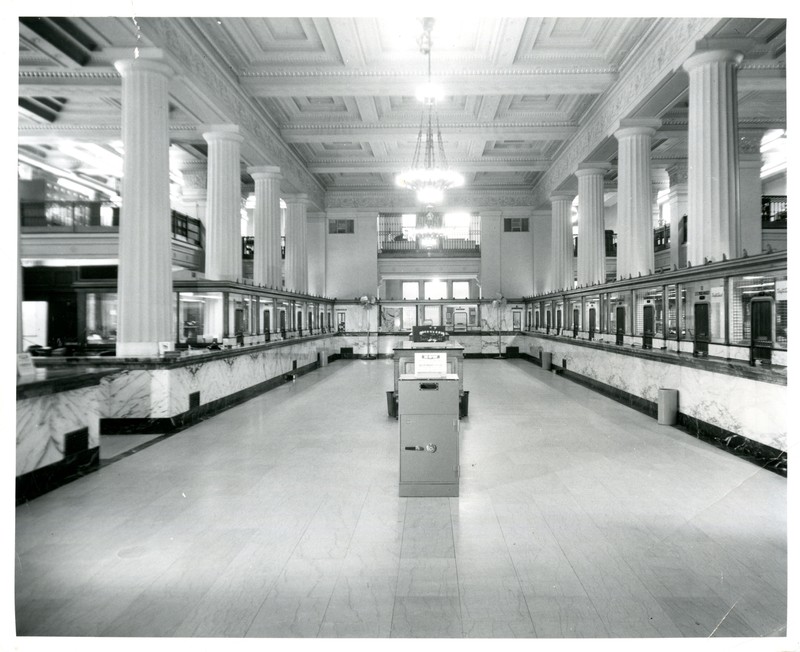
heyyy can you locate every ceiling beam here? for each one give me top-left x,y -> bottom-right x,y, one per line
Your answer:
281,125 -> 578,143
241,70 -> 617,98
309,160 -> 550,173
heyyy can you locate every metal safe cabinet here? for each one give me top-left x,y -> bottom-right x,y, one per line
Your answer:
398,374 -> 460,497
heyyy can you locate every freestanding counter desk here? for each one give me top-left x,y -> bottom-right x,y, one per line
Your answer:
389,341 -> 468,417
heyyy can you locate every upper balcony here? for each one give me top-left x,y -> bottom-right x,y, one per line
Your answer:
19,201 -> 205,270
378,212 -> 481,258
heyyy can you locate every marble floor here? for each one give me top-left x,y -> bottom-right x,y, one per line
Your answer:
14,358 -> 788,640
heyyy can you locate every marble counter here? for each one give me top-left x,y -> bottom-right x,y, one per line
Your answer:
518,333 -> 787,454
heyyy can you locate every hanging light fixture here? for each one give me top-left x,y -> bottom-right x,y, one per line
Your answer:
395,17 -> 463,205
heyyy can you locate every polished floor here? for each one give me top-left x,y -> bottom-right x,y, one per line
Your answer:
15,358 -> 788,639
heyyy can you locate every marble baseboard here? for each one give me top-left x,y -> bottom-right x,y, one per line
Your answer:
16,446 -> 100,504
519,355 -> 787,477
101,359 -> 321,435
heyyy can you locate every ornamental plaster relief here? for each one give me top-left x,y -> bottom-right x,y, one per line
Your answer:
325,188 -> 536,210
139,18 -> 325,210
532,18 -> 718,208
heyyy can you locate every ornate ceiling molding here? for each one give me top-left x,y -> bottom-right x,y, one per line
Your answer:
530,17 -> 721,209
138,17 -> 325,211
325,187 -> 536,210
240,66 -> 618,78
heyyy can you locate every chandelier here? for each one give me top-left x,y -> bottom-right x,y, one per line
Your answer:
395,18 -> 464,205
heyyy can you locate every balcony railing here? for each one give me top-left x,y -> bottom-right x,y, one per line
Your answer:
654,224 -> 670,252
20,201 -> 205,247
574,231 -> 617,257
762,195 -> 787,228
378,212 -> 481,257
242,236 -> 286,260
20,200 -> 119,229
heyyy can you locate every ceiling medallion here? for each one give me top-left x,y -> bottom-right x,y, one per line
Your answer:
395,17 -> 464,206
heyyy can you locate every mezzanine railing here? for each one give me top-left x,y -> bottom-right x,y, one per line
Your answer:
20,201 -> 205,248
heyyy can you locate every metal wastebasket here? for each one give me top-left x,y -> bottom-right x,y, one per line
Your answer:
657,388 -> 678,425
541,351 -> 552,371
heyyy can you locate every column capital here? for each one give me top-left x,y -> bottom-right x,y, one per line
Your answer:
575,162 -> 612,178
284,193 -> 309,206
549,191 -> 576,203
614,118 -> 661,139
247,165 -> 282,181
667,163 -> 689,187
683,48 -> 744,73
202,125 -> 243,144
114,57 -> 172,78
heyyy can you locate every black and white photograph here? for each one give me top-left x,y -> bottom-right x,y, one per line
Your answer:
5,6 -> 796,651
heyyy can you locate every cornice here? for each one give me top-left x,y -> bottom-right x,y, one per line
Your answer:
530,17 -> 721,210
137,18 -> 325,210
240,66 -> 618,78
19,70 -> 119,80
280,121 -> 578,131
325,187 -> 536,210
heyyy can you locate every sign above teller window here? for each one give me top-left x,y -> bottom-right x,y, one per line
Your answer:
414,352 -> 447,376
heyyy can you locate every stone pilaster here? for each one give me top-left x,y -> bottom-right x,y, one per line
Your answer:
575,164 -> 610,286
113,58 -> 173,357
247,166 -> 283,289
683,49 -> 743,264
738,129 -> 764,257
203,125 -> 243,281
614,119 -> 660,279
550,191 -> 575,292
284,193 -> 308,293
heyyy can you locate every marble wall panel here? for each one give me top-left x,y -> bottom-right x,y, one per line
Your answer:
102,370 -> 155,418
520,334 -> 786,452
17,385 -> 101,476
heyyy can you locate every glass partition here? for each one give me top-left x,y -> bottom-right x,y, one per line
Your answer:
633,286 -> 664,337
178,292 -> 223,344
679,278 -> 725,343
728,271 -> 788,349
85,292 -> 118,344
666,285 -> 678,338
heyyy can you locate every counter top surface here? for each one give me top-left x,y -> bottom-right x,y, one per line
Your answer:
17,367 -> 120,400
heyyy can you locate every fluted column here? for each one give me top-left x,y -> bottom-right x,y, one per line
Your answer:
284,193 -> 308,293
550,191 -> 575,292
575,164 -> 610,286
203,125 -> 243,281
683,49 -> 743,265
614,119 -> 660,279
247,166 -> 282,289
738,129 -> 764,257
667,164 -> 689,270
113,58 -> 173,357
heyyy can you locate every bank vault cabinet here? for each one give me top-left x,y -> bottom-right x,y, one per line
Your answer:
398,374 -> 460,497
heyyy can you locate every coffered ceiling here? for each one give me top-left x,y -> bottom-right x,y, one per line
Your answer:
17,16 -> 787,209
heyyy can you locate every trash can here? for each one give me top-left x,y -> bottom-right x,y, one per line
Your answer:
541,351 -> 552,371
318,349 -> 328,367
459,391 -> 470,418
657,388 -> 678,425
386,390 -> 398,418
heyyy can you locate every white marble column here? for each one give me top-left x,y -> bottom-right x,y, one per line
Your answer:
683,49 -> 743,265
247,166 -> 282,289
575,164 -> 610,286
284,193 -> 308,293
667,164 -> 689,270
614,119 -> 660,279
113,58 -> 173,357
550,191 -> 575,292
738,129 -> 764,257
203,125 -> 243,281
